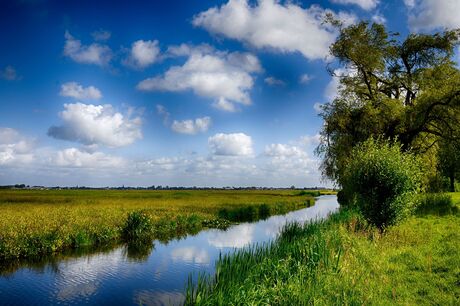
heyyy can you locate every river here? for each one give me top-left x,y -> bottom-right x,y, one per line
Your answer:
0,195 -> 339,306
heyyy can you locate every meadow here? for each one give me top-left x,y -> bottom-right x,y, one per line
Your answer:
0,189 -> 318,260
186,193 -> 460,305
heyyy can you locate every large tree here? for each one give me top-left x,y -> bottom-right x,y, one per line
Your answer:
316,21 -> 460,186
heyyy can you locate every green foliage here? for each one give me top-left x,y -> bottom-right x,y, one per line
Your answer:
122,210 -> 154,240
0,189 -> 315,260
186,195 -> 460,305
342,138 -> 424,231
416,193 -> 458,216
317,21 -> 460,186
437,140 -> 460,192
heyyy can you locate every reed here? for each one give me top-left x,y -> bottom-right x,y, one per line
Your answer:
0,189 -> 316,260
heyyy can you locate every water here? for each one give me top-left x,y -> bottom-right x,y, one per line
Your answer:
0,195 -> 339,306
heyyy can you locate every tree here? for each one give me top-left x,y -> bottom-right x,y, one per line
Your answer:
316,21 -> 460,186
438,139 -> 460,192
343,138 -> 424,232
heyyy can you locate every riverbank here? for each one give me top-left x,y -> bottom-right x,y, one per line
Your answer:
186,193 -> 460,305
0,189 -> 319,261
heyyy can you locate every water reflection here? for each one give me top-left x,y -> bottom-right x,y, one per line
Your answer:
207,224 -> 255,248
171,246 -> 210,265
0,195 -> 338,306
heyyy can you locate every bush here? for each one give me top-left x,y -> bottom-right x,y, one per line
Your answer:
342,138 -> 424,232
416,193 -> 458,216
122,210 -> 154,240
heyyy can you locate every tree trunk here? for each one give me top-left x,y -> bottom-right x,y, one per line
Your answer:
449,173 -> 455,192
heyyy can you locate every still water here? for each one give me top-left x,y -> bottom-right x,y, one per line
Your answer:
0,195 -> 339,306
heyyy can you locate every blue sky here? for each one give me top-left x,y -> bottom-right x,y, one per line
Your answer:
1,0 -> 459,187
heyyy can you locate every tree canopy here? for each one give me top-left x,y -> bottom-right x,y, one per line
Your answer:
316,21 -> 460,187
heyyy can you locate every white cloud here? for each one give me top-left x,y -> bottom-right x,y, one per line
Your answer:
324,68 -> 355,101
208,133 -> 253,156
212,98 -> 238,112
124,40 -> 160,69
371,14 -> 386,24
264,143 -> 305,157
264,76 -> 285,86
63,31 -> 112,66
331,0 -> 379,11
0,65 -> 19,81
193,0 -> 355,60
48,103 -> 142,148
261,143 -> 319,177
171,117 -> 211,135
299,74 -> 313,84
298,134 -> 321,147
60,82 -> 102,100
137,45 -> 260,111
91,29 -> 111,41
313,102 -> 323,113
406,0 -> 460,32
0,128 -> 35,165
55,148 -> 125,168
156,104 -> 170,125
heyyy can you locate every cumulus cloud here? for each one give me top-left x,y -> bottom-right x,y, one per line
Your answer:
208,133 -> 253,156
137,44 -> 261,111
0,65 -> 19,81
156,104 -> 170,125
91,29 -> 111,41
264,76 -> 285,86
406,0 -> 460,32
299,74 -> 313,84
324,68 -> 356,102
171,117 -> 211,135
193,0 -> 355,60
313,102 -> 324,113
60,82 -> 102,100
0,128 -> 35,165
55,147 -> 125,168
212,98 -> 238,112
262,143 -> 319,177
371,13 -> 386,24
264,143 -> 305,157
63,31 -> 112,66
331,0 -> 379,11
48,103 -> 142,147
124,40 -> 161,69
298,134 -> 321,147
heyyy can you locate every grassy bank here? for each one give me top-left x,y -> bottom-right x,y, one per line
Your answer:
186,193 -> 460,305
0,189 -> 318,260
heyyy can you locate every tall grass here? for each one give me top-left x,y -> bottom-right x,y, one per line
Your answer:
185,209 -> 355,305
416,193 -> 458,216
185,194 -> 460,305
0,189 -> 316,260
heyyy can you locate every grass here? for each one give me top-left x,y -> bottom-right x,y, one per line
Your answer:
0,189 -> 318,261
186,193 -> 460,305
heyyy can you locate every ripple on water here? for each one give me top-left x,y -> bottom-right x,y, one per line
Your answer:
0,196 -> 339,306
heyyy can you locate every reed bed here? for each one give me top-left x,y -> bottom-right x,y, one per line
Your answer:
0,189 -> 315,260
186,193 -> 460,305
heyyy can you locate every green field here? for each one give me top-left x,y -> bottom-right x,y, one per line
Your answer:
0,189 -> 318,260
187,193 -> 460,305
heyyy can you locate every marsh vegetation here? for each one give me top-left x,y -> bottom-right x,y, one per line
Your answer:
0,189 -> 318,261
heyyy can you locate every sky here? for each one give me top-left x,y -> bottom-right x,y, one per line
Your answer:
1,0 -> 459,187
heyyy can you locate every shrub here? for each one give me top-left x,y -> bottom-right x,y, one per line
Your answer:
342,138 -> 424,232
122,210 -> 154,240
416,193 -> 458,216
